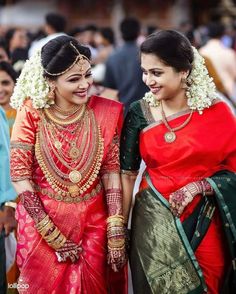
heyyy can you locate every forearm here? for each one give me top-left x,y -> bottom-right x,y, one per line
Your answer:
121,173 -> 137,224
102,172 -> 122,216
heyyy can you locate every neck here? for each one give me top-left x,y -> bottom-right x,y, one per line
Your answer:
161,92 -> 189,115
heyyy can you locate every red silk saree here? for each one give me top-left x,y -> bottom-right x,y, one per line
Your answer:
121,99 -> 236,294
10,96 -> 127,294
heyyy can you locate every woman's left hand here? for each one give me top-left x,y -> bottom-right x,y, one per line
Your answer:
169,180 -> 214,217
169,186 -> 193,217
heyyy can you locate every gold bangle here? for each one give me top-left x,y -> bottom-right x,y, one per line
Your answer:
107,215 -> 124,223
4,201 -> 17,209
44,227 -> 60,243
36,215 -> 50,230
38,221 -> 54,237
50,234 -> 67,249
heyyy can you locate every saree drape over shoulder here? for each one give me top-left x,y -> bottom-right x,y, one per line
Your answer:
120,99 -> 236,294
10,96 -> 127,294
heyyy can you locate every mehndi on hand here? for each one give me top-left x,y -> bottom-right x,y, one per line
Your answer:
169,179 -> 213,217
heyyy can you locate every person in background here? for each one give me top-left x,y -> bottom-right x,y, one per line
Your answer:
121,30 -> 236,294
28,12 -> 66,57
0,39 -> 11,63
0,61 -> 17,135
199,22 -> 236,101
79,24 -> 98,59
5,28 -> 29,75
0,107 -> 17,293
10,35 -> 127,294
92,27 -> 115,84
104,17 -> 148,114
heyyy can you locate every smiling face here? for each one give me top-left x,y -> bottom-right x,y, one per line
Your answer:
0,70 -> 15,108
52,59 -> 93,109
141,53 -> 188,102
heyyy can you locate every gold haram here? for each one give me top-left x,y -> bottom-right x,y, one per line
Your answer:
35,108 -> 104,201
52,103 -> 81,116
44,104 -> 86,125
160,101 -> 193,143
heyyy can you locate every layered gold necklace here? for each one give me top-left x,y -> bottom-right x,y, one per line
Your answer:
35,104 -> 104,201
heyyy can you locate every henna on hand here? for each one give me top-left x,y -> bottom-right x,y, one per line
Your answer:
55,240 -> 82,263
169,180 -> 214,217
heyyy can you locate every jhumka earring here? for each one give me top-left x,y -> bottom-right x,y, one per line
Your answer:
181,77 -> 188,89
48,84 -> 56,100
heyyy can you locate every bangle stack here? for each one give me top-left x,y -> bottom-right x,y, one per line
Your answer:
36,215 -> 66,250
107,215 -> 125,252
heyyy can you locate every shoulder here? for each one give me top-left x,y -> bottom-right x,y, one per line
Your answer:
89,95 -> 123,110
17,99 -> 41,122
129,99 -> 143,113
125,100 -> 144,123
211,98 -> 236,122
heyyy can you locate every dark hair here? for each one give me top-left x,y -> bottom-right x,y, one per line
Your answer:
45,13 -> 66,33
120,17 -> 140,41
0,61 -> 17,82
99,27 -> 115,45
83,24 -> 98,33
207,22 -> 225,39
0,38 -> 10,59
5,28 -> 16,49
41,35 -> 91,79
140,30 -> 194,72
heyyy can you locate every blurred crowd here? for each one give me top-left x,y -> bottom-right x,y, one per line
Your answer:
1,12 -> 236,122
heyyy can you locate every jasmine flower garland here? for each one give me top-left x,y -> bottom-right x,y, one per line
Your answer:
10,49 -> 54,109
143,46 -> 217,114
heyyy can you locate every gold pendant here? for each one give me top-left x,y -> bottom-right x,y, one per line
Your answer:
68,185 -> 80,197
69,147 -> 80,159
164,132 -> 176,143
54,141 -> 62,149
69,170 -> 81,183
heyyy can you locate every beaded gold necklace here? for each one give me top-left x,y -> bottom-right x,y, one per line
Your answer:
35,106 -> 104,201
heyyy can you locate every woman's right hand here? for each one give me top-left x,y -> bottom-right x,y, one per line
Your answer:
55,239 -> 82,263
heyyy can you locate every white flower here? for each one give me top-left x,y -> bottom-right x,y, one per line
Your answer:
186,47 -> 217,113
10,49 -> 52,109
143,91 -> 160,107
142,46 -> 217,114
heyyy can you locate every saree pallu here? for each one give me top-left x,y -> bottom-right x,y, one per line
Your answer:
11,96 -> 127,294
124,101 -> 236,294
131,171 -> 236,294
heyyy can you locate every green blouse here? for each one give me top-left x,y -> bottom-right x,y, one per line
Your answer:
120,99 -> 154,172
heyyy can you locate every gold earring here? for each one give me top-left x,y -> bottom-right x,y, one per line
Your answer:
48,84 -> 56,100
181,77 -> 188,89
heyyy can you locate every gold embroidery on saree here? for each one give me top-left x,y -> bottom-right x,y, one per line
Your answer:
131,189 -> 201,294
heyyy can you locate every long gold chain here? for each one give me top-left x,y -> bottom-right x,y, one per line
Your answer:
160,101 -> 193,143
